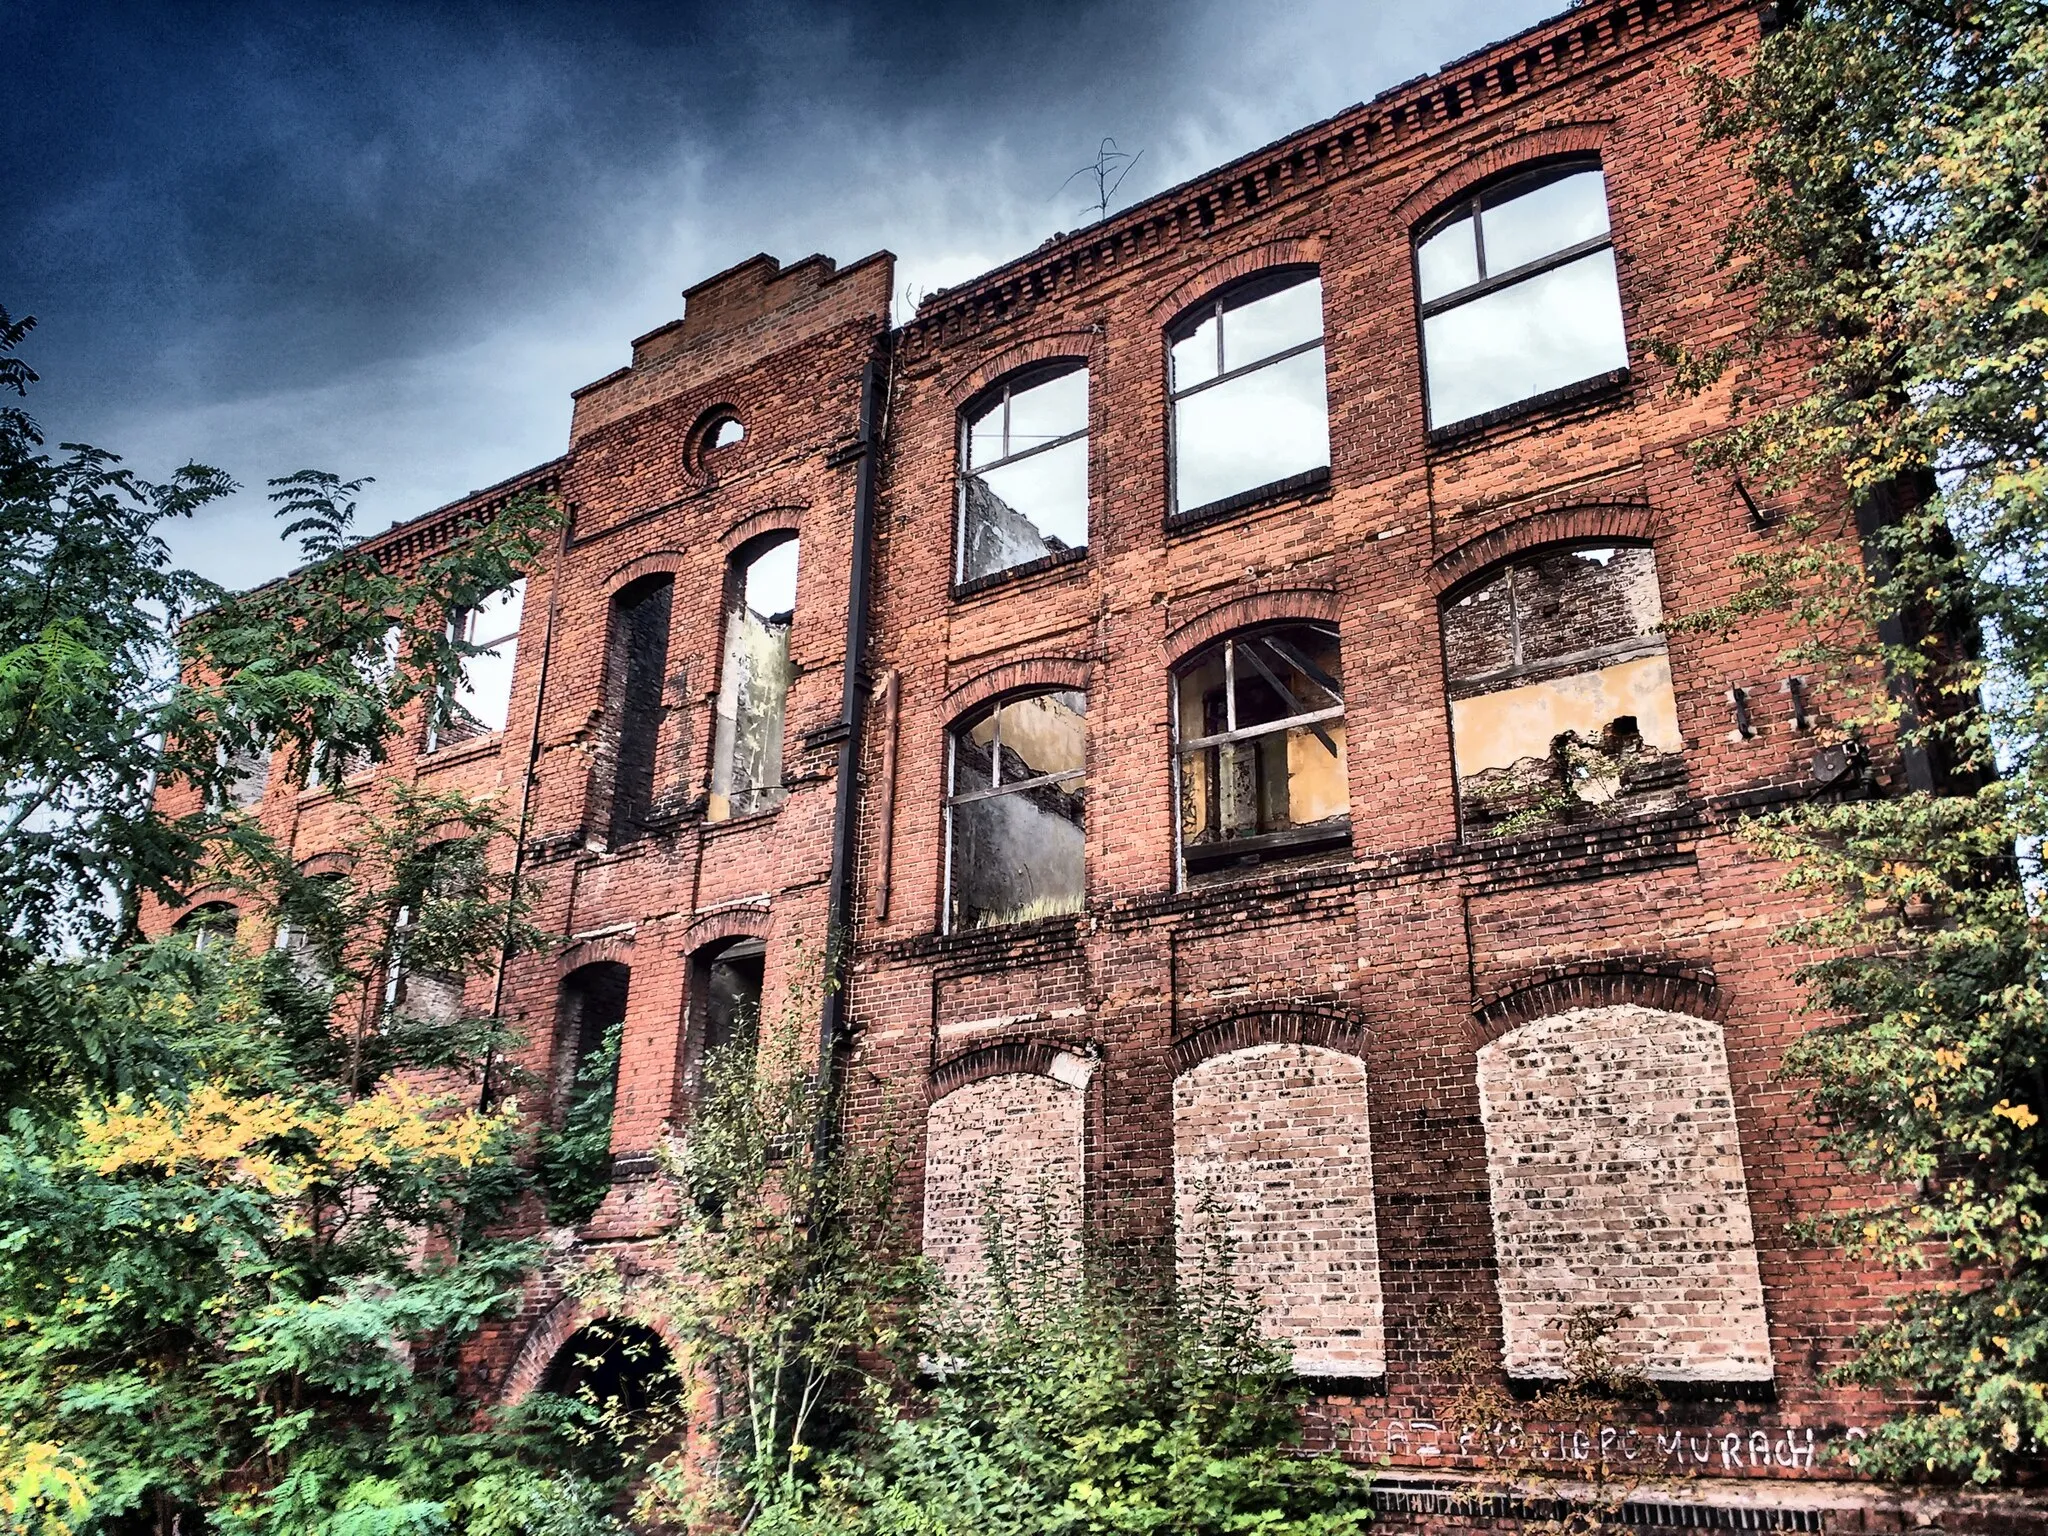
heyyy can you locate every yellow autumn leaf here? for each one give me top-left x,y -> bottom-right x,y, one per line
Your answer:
1994,1101 -> 2039,1129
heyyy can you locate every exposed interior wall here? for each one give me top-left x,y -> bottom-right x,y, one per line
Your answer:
1476,1004 -> 1773,1382
1173,1043 -> 1385,1377
605,576 -> 675,846
922,1070 -> 1086,1302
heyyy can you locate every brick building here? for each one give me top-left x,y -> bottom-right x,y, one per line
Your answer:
145,0 -> 2035,1528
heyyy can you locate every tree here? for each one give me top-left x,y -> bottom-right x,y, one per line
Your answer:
1663,1 -> 2048,1482
0,306 -> 608,1533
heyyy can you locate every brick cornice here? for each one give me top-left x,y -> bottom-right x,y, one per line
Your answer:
1169,1006 -> 1372,1075
1472,960 -> 1721,1045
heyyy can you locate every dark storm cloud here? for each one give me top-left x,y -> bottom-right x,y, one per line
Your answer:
8,0 -> 1557,588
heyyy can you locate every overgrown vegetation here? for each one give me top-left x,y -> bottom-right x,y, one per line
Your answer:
1662,0 -> 2048,1483
0,306 -> 615,1533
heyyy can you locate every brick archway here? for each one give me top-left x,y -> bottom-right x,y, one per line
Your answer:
943,655 -> 1094,724
1163,588 -> 1342,664
1169,1005 -> 1371,1075
1471,961 -> 1720,1047
1431,501 -> 1656,597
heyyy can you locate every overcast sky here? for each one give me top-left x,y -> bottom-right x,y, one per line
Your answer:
12,0 -> 1558,592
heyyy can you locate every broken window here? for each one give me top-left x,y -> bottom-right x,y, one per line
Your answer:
958,363 -> 1088,585
605,574 -> 675,846
1416,161 -> 1628,431
274,869 -> 344,990
1173,624 -> 1349,879
945,690 -> 1086,932
215,741 -> 271,810
1168,269 -> 1330,518
429,578 -> 525,749
383,843 -> 468,1027
304,624 -> 400,788
1443,544 -> 1684,838
554,960 -> 629,1129
684,938 -> 764,1103
709,537 -> 796,821
178,901 -> 240,954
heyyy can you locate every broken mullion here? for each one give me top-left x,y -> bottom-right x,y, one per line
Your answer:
1178,702 -> 1346,753
946,768 -> 1084,806
1233,641 -> 1341,755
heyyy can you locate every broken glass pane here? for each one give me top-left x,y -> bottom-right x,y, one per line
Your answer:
1171,313 -> 1220,389
1173,344 -> 1329,513
948,776 -> 1085,931
1423,247 -> 1627,428
960,434 -> 1088,581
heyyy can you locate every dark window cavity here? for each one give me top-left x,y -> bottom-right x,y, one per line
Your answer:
684,938 -> 764,1104
958,364 -> 1088,585
554,961 -> 629,1129
430,579 -> 525,749
1443,544 -> 1684,838
944,691 -> 1087,932
605,574 -> 675,846
383,842 -> 470,1027
1168,270 -> 1330,518
709,537 -> 796,822
178,901 -> 239,954
1173,624 -> 1349,879
1416,162 -> 1628,431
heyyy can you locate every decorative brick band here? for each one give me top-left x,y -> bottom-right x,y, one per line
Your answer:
1471,960 -> 1721,1044
556,934 -> 634,979
930,1037 -> 1092,1100
942,333 -> 1099,407
1150,237 -> 1324,329
1169,1006 -> 1372,1075
681,904 -> 771,956
1431,501 -> 1656,597
1164,587 -> 1342,662
944,655 -> 1094,721
1393,121 -> 1614,228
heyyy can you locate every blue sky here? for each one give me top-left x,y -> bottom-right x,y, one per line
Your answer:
10,0 -> 1558,591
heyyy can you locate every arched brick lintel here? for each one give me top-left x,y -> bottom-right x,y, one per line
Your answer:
681,904 -> 771,957
1431,501 -> 1656,598
296,851 -> 355,879
943,333 -> 1099,409
1394,121 -> 1615,230
1150,236 -> 1325,330
721,504 -> 805,555
604,549 -> 689,595
944,655 -> 1094,723
1471,962 -> 1721,1048
1165,588 -> 1341,664
168,888 -> 241,925
557,935 -> 634,980
497,1295 -> 691,1407
930,1038 -> 1092,1101
1169,1006 -> 1371,1076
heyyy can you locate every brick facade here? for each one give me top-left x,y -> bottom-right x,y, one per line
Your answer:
144,1 -> 2043,1528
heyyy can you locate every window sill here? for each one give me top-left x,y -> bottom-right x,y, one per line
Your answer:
1425,367 -> 1632,451
935,909 -> 1084,955
1182,821 -> 1353,883
417,731 -> 505,769
1167,465 -> 1330,537
700,798 -> 785,840
951,543 -> 1088,602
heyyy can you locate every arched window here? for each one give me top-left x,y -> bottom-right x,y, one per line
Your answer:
275,869 -> 346,988
1415,161 -> 1628,432
553,961 -> 630,1129
944,690 -> 1086,932
1477,1005 -> 1773,1383
603,574 -> 675,846
681,937 -> 764,1106
709,536 -> 797,821
540,1319 -> 682,1477
710,416 -> 745,449
1442,543 -> 1683,839
1172,623 -> 1348,880
958,363 -> 1089,586
430,578 -> 526,749
383,842 -> 469,1027
1168,269 -> 1329,519
178,901 -> 239,954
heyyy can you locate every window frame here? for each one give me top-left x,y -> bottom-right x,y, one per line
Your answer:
1165,266 -> 1331,524
427,578 -> 525,752
1413,158 -> 1627,437
941,689 -> 1088,935
1169,622 -> 1351,884
954,360 -> 1092,591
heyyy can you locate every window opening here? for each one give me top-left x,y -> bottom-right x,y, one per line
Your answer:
711,417 -> 745,449
958,364 -> 1088,585
944,690 -> 1086,932
681,938 -> 764,1116
430,578 -> 525,749
606,575 -> 675,846
1173,623 -> 1349,879
304,624 -> 400,788
539,1320 -> 683,1480
179,901 -> 239,954
1443,544 -> 1684,838
1168,270 -> 1329,518
274,870 -> 345,989
1415,162 -> 1628,431
382,843 -> 466,1027
216,741 -> 271,810
709,537 -> 796,822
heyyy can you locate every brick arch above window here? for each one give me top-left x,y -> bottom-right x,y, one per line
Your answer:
943,655 -> 1093,723
1169,1005 -> 1370,1075
1471,960 -> 1721,1047
1149,236 -> 1325,329
720,505 -> 805,554
680,904 -> 771,957
942,333 -> 1099,409
295,851 -> 355,879
1164,587 -> 1341,664
1394,121 -> 1615,230
169,888 -> 240,925
603,550 -> 689,595
497,1295 -> 690,1407
929,1038 -> 1096,1101
554,934 -> 634,979
1431,501 -> 1656,596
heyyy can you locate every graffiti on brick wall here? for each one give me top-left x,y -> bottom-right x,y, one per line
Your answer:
1341,1417 -> 1868,1473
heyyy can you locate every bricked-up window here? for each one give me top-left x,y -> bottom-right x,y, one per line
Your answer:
428,579 -> 525,750
944,691 -> 1086,932
1477,1005 -> 1774,1383
1443,544 -> 1683,839
709,536 -> 796,821
553,961 -> 629,1129
1174,1044 -> 1386,1379
1168,270 -> 1329,519
1415,162 -> 1628,432
958,363 -> 1088,586
1172,624 -> 1348,880
604,574 -> 674,846
683,937 -> 763,1104
178,901 -> 239,954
